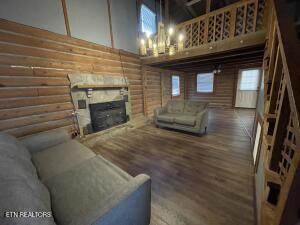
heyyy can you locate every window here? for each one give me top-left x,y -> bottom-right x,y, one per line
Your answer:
140,4 -> 156,35
239,69 -> 260,91
172,75 -> 180,97
197,73 -> 214,93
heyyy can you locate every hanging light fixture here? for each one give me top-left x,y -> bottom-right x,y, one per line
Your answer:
213,65 -> 222,74
178,33 -> 185,51
140,39 -> 147,56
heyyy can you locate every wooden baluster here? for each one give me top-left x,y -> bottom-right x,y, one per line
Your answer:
242,3 -> 248,35
213,15 -> 216,42
253,0 -> 259,32
230,7 -> 237,38
221,12 -> 225,40
204,16 -> 209,44
197,20 -> 200,46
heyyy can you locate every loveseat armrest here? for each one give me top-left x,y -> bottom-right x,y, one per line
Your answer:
20,128 -> 71,154
91,174 -> 151,225
154,106 -> 167,117
195,109 -> 209,132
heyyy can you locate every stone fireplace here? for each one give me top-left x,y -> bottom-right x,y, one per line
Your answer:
68,73 -> 132,136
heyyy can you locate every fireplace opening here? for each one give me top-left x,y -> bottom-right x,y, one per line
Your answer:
89,100 -> 127,132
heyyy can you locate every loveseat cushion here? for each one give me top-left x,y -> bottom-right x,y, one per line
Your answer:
184,101 -> 208,115
32,140 -> 96,181
157,113 -> 177,123
0,180 -> 56,225
167,101 -> 184,113
174,115 -> 196,126
44,155 -> 132,225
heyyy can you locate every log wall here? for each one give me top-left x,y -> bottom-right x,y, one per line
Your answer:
0,19 -> 144,137
142,66 -> 186,117
186,63 -> 262,108
0,19 -> 183,137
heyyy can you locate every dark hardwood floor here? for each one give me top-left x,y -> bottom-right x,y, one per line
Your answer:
235,108 -> 256,138
92,108 -> 255,225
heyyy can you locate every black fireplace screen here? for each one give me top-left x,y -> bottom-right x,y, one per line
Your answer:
89,100 -> 127,132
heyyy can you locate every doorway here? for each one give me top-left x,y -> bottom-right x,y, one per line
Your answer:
235,68 -> 261,108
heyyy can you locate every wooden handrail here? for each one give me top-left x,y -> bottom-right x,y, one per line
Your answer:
261,0 -> 300,225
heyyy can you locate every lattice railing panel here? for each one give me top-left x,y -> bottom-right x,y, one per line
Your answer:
223,11 -> 231,39
191,22 -> 199,47
235,6 -> 245,35
208,16 -> 215,43
279,114 -> 297,182
184,24 -> 192,48
245,2 -> 256,33
275,69 -> 285,115
215,13 -> 224,41
199,20 -> 205,44
256,0 -> 266,30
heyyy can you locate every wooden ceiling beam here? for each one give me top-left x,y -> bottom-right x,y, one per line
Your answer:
155,48 -> 264,69
174,0 -> 197,18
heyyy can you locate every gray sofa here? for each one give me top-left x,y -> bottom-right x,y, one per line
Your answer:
154,100 -> 209,135
0,129 -> 151,225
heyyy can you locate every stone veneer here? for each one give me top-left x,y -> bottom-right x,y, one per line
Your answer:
68,73 -> 132,136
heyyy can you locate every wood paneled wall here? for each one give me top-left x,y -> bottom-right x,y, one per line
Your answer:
0,19 -> 184,137
0,19 -> 143,137
186,63 -> 262,108
142,66 -> 185,117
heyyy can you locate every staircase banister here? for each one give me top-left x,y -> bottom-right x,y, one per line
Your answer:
273,0 -> 300,125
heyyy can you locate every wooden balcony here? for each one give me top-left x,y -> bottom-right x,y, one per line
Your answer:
142,0 -> 268,65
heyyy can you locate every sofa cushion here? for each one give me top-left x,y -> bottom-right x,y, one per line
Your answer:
0,133 -> 31,161
184,101 -> 208,115
157,113 -> 177,123
0,180 -> 56,225
167,101 -> 184,113
32,140 -> 95,181
174,115 -> 196,126
0,155 -> 37,181
20,128 -> 70,154
44,155 -> 131,225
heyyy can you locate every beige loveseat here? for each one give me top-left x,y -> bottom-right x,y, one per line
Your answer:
154,100 -> 209,135
0,129 -> 151,225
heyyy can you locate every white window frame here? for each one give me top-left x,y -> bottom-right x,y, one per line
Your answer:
196,73 -> 214,93
172,75 -> 180,97
140,4 -> 157,35
238,68 -> 261,91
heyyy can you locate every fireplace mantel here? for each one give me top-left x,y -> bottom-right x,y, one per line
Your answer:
73,84 -> 128,89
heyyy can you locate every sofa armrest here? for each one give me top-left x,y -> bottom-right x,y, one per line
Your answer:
90,174 -> 151,225
20,128 -> 71,154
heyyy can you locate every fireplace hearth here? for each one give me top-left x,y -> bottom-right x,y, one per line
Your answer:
89,100 -> 127,132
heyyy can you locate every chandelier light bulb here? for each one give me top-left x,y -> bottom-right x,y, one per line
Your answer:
168,27 -> 174,36
178,33 -> 184,41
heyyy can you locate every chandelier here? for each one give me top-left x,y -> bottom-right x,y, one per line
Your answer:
140,23 -> 185,57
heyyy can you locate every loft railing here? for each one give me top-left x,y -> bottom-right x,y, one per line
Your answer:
177,0 -> 265,48
261,0 -> 300,225
140,0 -> 266,57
